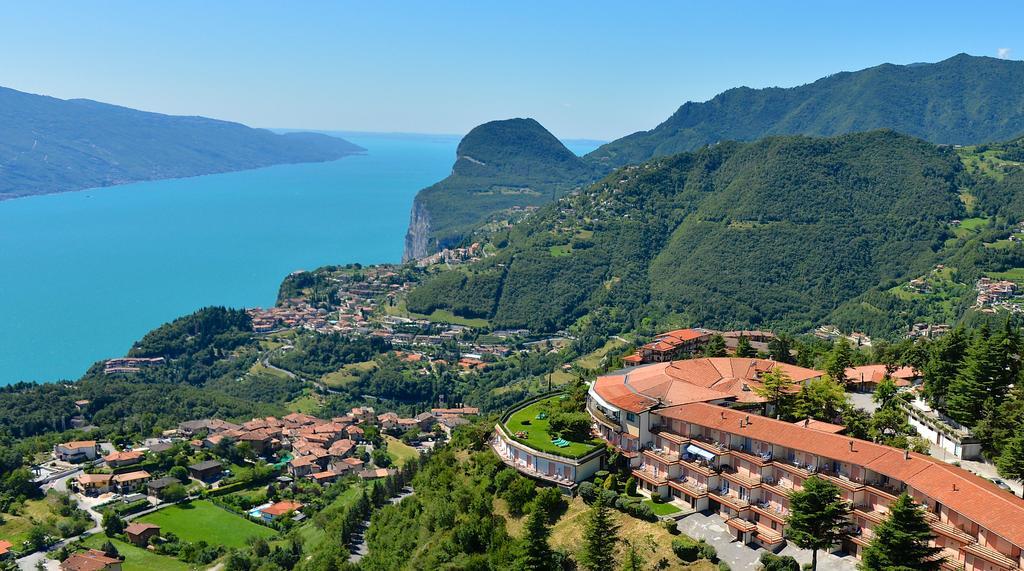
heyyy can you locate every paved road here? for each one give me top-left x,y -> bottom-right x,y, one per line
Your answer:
348,487 -> 414,563
18,474 -> 103,570
677,511 -> 857,571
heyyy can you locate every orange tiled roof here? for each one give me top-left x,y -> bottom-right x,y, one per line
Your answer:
791,418 -> 846,434
103,450 -> 143,462
593,358 -> 822,411
660,402 -> 1024,547
60,440 -> 97,449
0,540 -> 11,556
845,364 -> 919,386
61,549 -> 123,571
262,500 -> 302,516
112,470 -> 150,483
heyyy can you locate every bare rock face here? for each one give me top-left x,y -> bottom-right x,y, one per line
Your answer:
402,197 -> 431,262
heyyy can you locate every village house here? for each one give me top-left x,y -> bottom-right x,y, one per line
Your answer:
188,460 -> 223,482
61,549 -> 123,571
359,468 -> 396,481
308,470 -> 341,485
146,476 -> 180,498
55,440 -> 100,463
377,412 -> 399,431
124,522 -> 161,547
430,406 -> 480,417
74,473 -> 112,496
844,364 -> 921,391
112,470 -> 151,493
257,500 -> 302,522
103,450 -> 144,468
177,419 -> 240,437
288,455 -> 318,478
623,328 -> 715,365
0,540 -> 12,560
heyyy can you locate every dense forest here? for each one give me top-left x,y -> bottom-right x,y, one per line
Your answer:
587,53 -> 1024,168
409,130 -> 1019,339
404,118 -> 603,259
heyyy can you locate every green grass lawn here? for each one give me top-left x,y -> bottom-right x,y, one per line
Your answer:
81,534 -> 191,571
321,360 -> 377,388
286,392 -> 321,414
503,396 -> 602,457
549,244 -> 572,257
0,494 -> 76,548
642,499 -> 682,516
988,268 -> 1024,283
385,300 -> 490,328
576,338 -> 627,370
137,500 -> 276,549
384,436 -> 419,467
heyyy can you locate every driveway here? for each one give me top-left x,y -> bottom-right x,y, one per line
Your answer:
676,511 -> 858,571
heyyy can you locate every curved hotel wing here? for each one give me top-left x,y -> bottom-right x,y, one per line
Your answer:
588,357 -> 1024,571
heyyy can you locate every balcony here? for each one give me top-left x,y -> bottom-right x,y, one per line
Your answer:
720,466 -> 762,488
864,481 -> 902,500
632,467 -> 668,486
817,470 -> 864,491
774,459 -> 813,479
961,542 -> 1019,570
922,512 -> 975,544
761,479 -> 794,498
642,447 -> 680,464
586,401 -> 620,431
751,501 -> 788,523
669,478 -> 708,498
649,426 -> 689,445
754,524 -> 785,545
690,434 -> 729,455
679,457 -> 719,478
852,505 -> 886,525
729,448 -> 773,467
726,517 -> 757,534
710,489 -> 751,511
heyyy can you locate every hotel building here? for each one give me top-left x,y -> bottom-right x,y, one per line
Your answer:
588,357 -> 1024,571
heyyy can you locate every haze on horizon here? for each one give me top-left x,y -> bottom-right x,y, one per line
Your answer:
1,0 -> 1022,140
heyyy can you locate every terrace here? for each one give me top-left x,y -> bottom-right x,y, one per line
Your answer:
501,394 -> 604,458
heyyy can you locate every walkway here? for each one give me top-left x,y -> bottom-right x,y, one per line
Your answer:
348,487 -> 414,563
676,511 -> 858,571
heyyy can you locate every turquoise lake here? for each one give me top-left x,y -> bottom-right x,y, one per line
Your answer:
0,132 -> 601,385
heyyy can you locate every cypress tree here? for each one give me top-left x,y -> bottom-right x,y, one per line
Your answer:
579,497 -> 619,571
859,493 -> 941,571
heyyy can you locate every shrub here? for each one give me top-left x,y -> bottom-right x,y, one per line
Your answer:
662,519 -> 680,535
672,537 -> 701,562
578,482 -> 598,504
548,412 -> 592,441
625,476 -> 637,496
599,489 -> 618,506
718,562 -> 731,571
651,494 -> 665,503
603,474 -> 618,491
759,552 -> 799,571
627,501 -> 655,521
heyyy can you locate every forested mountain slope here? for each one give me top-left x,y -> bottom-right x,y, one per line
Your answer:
407,130 -> 990,336
402,118 -> 603,260
0,86 -> 364,200
587,54 -> 1024,168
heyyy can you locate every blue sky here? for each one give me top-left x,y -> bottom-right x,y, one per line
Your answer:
1,1 -> 1021,140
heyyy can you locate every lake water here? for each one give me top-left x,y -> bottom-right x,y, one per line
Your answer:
0,132 -> 601,385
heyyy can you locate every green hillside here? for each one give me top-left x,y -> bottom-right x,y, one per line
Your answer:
0,86 -> 364,200
407,130 -> 1024,338
402,118 -> 602,260
587,54 -> 1024,168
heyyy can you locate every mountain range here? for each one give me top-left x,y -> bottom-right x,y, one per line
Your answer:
404,54 -> 1024,260
0,86 -> 364,200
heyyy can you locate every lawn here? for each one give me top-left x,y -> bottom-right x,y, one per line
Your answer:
286,391 -> 321,414
547,497 -> 715,570
137,500 -> 276,549
503,396 -> 602,457
549,244 -> 572,257
576,337 -> 628,370
385,300 -> 490,328
0,494 -> 75,548
81,534 -> 191,571
988,268 -> 1024,283
321,360 -> 376,388
384,436 -> 419,467
642,498 -> 682,516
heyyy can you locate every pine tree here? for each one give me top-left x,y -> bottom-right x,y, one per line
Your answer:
768,334 -> 794,363
859,493 -> 941,571
755,367 -> 794,419
579,497 -> 619,571
922,326 -> 967,406
704,335 -> 727,357
823,339 -> 853,385
793,376 -> 850,423
785,476 -> 849,571
946,325 -> 1001,426
997,425 -> 1024,485
735,335 -> 756,357
516,504 -> 551,571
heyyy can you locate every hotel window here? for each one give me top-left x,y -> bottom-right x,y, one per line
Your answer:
626,412 -> 637,423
